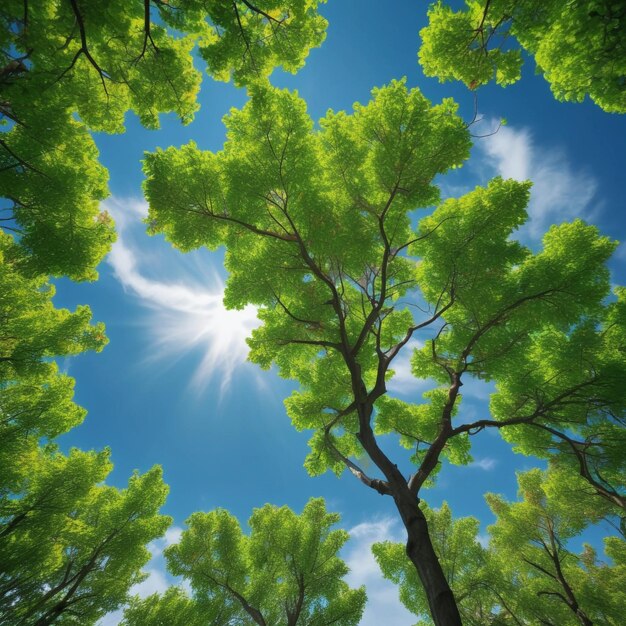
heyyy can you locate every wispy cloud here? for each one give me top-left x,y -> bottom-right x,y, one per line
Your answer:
468,457 -> 498,471
387,339 -> 436,397
476,123 -> 600,240
344,518 -> 414,626
105,197 -> 260,394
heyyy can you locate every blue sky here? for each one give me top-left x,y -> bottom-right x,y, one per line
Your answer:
52,1 -> 626,624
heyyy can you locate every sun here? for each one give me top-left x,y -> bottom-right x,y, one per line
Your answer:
106,197 -> 260,394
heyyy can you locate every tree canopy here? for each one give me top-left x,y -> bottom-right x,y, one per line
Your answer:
373,502 -> 496,626
0,229 -> 174,626
0,230 -> 106,487
163,498 -> 366,626
486,469 -> 625,626
0,0 -> 327,279
0,448 -> 170,626
121,587 -> 210,626
2,2 -> 625,625
144,79 -> 626,624
419,0 -> 626,113
373,474 -> 626,625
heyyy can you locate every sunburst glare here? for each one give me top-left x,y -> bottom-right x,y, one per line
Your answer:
105,197 -> 260,394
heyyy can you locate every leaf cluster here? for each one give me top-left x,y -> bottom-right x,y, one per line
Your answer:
419,0 -> 626,112
160,498 -> 366,626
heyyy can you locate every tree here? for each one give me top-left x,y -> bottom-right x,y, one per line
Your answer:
0,0 -> 327,278
164,0 -> 329,88
419,0 -> 626,113
164,498 -> 366,626
486,469 -> 626,626
0,231 -> 107,380
0,446 -> 171,626
373,502 -> 513,625
373,474 -> 626,625
487,287 -> 626,514
0,230 -> 174,625
143,79 -> 625,625
0,228 -> 106,488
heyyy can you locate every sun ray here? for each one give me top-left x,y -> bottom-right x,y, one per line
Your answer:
105,197 -> 260,394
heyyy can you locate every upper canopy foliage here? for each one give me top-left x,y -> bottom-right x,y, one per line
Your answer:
486,469 -> 626,625
0,231 -> 107,489
0,0 -> 327,279
0,231 -> 173,626
144,81 -> 625,513
163,498 -> 366,626
419,0 -> 626,113
0,448 -> 170,626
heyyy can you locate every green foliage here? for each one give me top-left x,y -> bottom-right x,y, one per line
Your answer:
0,115 -> 114,280
0,230 -> 171,625
374,475 -> 626,625
0,447 -> 171,626
165,498 -> 366,625
144,80 -> 624,497
121,587 -> 211,626
489,286 -> 626,512
0,232 -> 107,380
0,231 -> 107,488
0,0 -> 197,278
419,0 -> 626,113
486,469 -> 626,625
166,0 -> 328,86
144,79 -> 472,478
1,1 -> 200,134
144,80 -> 626,622
1,0 -> 327,279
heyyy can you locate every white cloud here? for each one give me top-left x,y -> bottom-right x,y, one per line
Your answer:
344,518 -> 415,626
468,457 -> 498,471
132,567 -> 170,598
477,123 -> 600,240
144,525 -> 184,560
104,197 -> 260,394
387,339 -> 435,397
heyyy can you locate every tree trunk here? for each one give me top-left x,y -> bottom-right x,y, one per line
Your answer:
354,406 -> 463,625
396,492 -> 463,626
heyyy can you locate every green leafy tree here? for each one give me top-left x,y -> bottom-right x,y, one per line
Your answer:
0,0 -> 327,279
164,0 -> 328,87
486,287 -> 626,514
374,475 -> 625,625
373,502 -> 514,626
165,498 -> 366,626
0,232 -> 107,380
143,80 -> 626,625
486,469 -> 626,626
419,0 -> 626,113
0,446 -> 171,626
0,230 -> 173,625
